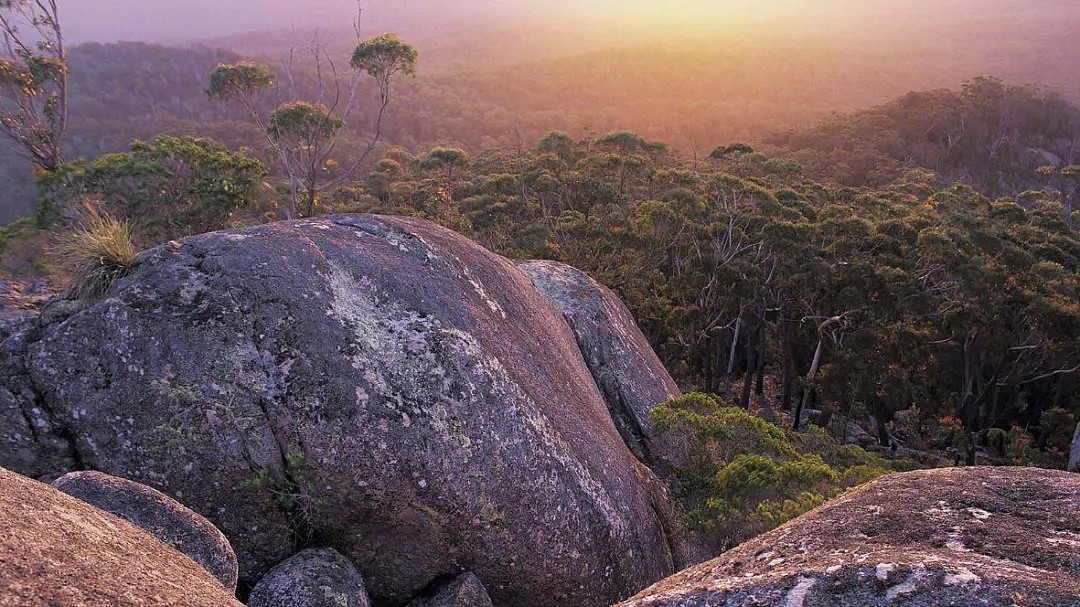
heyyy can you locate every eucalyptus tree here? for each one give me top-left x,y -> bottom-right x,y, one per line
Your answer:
209,21 -> 417,219
0,0 -> 66,172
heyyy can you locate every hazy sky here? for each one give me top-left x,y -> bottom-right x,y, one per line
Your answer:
61,0 -> 934,43
63,0 -> 1066,45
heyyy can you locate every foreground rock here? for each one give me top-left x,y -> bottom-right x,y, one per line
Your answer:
618,467 -> 1080,607
248,548 -> 370,607
0,466 -> 242,607
517,261 -> 681,466
2,215 -> 678,606
1070,422 -> 1079,472
52,470 -> 238,591
409,572 -> 492,607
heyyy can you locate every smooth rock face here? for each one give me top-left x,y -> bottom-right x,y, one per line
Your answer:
3,215 -> 676,606
248,548 -> 370,607
52,470 -> 239,591
408,572 -> 492,607
517,261 -> 681,466
1070,422 -> 1080,472
618,467 -> 1080,607
0,466 -> 242,607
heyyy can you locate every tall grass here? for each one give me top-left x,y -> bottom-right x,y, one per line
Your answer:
54,202 -> 138,301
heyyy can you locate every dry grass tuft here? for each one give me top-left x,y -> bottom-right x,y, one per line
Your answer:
54,201 -> 138,301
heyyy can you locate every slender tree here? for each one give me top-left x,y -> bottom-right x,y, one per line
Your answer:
0,0 -> 66,172
209,2 -> 417,219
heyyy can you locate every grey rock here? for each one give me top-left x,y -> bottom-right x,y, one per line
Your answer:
618,467 -> 1080,607
52,470 -> 239,591
516,260 -> 681,465
3,214 -> 677,607
408,572 -> 492,607
517,260 -> 709,567
1070,421 -> 1080,472
0,465 -> 242,607
248,548 -> 370,607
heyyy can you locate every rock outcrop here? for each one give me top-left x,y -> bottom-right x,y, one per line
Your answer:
517,261 -> 681,466
1070,422 -> 1079,473
52,470 -> 239,591
617,467 -> 1080,607
409,572 -> 493,607
0,466 -> 243,607
0,215 -> 679,606
248,548 -> 370,607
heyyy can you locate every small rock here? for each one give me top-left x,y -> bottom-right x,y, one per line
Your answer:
409,572 -> 493,607
248,548 -> 371,607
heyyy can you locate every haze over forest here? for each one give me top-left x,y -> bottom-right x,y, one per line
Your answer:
7,1 -> 1077,220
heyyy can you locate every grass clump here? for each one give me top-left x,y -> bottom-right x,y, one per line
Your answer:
654,392 -> 915,549
54,202 -> 138,301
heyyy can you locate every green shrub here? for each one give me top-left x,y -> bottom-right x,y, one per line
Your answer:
654,392 -> 910,548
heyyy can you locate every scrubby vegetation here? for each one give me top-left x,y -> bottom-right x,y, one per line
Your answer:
654,393 -> 911,548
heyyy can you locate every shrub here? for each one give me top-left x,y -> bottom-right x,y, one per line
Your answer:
654,392 -> 910,548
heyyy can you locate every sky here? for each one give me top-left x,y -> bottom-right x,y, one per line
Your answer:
61,0 -> 960,44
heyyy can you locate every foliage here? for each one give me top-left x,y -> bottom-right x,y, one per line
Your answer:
267,102 -> 343,142
243,450 -> 324,543
207,61 -> 275,100
653,393 -> 906,547
0,0 -> 66,171
36,135 -> 266,242
344,128 -> 1079,472
350,33 -> 419,85
769,78 -> 1080,221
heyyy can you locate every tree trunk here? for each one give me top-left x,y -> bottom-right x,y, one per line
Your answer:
740,320 -> 756,409
724,317 -> 741,396
794,338 -> 824,431
1069,422 -> 1080,473
780,319 -> 796,411
755,323 -> 766,397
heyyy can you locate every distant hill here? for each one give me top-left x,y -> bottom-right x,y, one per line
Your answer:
767,77 -> 1080,203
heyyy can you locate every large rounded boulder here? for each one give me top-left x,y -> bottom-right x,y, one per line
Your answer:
618,467 -> 1080,607
0,466 -> 242,607
5,215 -> 678,606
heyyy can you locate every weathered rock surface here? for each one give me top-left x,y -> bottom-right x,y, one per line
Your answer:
1070,422 -> 1079,472
0,278 -> 51,336
248,548 -> 370,607
52,470 -> 239,591
0,466 -> 242,607
408,572 -> 493,607
618,467 -> 1080,607
517,260 -> 681,465
0,214 -> 677,606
